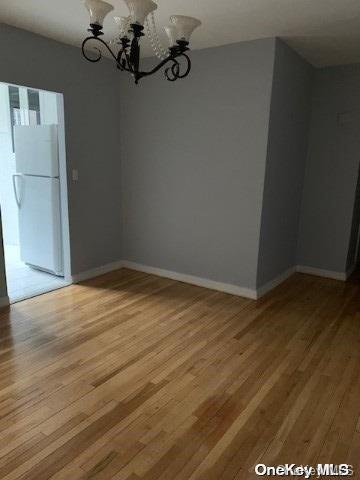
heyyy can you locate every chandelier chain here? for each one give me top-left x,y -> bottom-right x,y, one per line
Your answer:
144,18 -> 160,59
151,12 -> 168,59
145,12 -> 168,60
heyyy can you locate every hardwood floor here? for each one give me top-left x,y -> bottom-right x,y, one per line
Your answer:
0,268 -> 359,479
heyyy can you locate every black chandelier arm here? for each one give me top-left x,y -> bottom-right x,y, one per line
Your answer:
136,53 -> 191,82
82,33 -> 192,84
81,36 -> 120,64
165,60 -> 181,82
116,49 -> 124,69
166,53 -> 191,80
116,49 -> 133,73
124,52 -> 135,74
130,38 -> 141,73
177,54 -> 192,78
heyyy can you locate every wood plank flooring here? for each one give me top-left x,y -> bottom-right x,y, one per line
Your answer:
0,268 -> 359,479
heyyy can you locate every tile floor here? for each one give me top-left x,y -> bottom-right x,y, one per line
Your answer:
4,244 -> 69,303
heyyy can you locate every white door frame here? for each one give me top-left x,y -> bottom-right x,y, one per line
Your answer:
56,93 -> 72,282
0,82 -> 72,298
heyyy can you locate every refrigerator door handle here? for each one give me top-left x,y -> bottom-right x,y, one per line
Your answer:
12,174 -> 23,208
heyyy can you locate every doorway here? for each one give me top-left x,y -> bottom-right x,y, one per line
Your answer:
0,82 -> 71,303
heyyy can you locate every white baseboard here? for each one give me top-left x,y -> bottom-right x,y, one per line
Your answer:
122,260 -> 258,299
296,265 -> 347,281
71,260 -> 124,283
69,259 -> 351,304
256,267 -> 296,298
0,296 -> 10,309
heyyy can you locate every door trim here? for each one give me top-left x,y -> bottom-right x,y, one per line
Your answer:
56,93 -> 72,282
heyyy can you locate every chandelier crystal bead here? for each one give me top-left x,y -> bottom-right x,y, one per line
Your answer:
145,12 -> 167,60
114,16 -> 131,38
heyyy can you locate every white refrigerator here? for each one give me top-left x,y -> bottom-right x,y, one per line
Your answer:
13,124 -> 63,276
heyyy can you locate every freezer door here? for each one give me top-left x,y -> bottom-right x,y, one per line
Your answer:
14,125 -> 59,177
18,176 -> 63,275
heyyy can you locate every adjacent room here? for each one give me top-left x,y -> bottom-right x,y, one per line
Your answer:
0,1 -> 360,479
0,83 -> 70,302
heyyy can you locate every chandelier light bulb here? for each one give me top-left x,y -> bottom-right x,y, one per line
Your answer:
84,0 -> 114,27
164,25 -> 178,47
124,0 -> 158,26
169,15 -> 201,43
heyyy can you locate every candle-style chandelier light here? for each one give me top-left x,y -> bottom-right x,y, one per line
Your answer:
82,0 -> 201,84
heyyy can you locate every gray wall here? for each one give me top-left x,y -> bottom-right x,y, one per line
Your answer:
2,23 -> 357,298
297,64 -> 360,273
256,40 -> 313,287
0,24 -> 122,295
120,39 -> 276,289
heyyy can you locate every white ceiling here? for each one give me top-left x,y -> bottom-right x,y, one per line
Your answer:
1,0 -> 360,67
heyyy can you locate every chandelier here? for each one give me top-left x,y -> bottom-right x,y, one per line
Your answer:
82,0 -> 201,84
